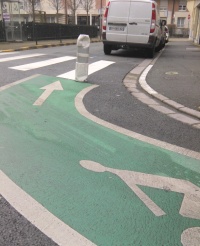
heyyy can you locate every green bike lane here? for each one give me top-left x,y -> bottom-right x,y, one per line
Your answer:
0,75 -> 200,245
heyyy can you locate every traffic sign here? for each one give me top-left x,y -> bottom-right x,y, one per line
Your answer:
3,13 -> 10,22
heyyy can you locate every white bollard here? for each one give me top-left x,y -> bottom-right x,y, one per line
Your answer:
75,34 -> 90,82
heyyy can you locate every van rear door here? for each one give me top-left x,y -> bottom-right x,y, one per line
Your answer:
127,1 -> 152,44
106,1 -> 130,42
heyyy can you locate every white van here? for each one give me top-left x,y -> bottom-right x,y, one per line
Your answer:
102,0 -> 166,58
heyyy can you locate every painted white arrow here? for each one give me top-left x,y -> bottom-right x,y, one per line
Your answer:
33,81 -> 63,106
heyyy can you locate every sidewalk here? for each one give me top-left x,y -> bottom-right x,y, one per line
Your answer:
0,37 -> 101,52
143,38 -> 200,121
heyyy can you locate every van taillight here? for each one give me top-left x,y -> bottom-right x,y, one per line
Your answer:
150,3 -> 156,33
103,1 -> 110,31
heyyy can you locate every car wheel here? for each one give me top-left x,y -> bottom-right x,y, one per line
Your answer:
104,44 -> 112,55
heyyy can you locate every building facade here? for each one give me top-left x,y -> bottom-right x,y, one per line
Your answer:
0,0 -> 106,25
1,0 -> 199,42
187,0 -> 200,43
156,0 -> 190,36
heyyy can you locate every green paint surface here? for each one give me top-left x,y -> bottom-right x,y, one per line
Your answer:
0,75 -> 200,245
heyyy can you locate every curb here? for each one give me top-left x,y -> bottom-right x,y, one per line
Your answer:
123,50 -> 200,129
139,64 -> 200,121
0,39 -> 101,53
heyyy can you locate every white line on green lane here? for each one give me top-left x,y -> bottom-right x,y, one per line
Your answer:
0,171 -> 96,246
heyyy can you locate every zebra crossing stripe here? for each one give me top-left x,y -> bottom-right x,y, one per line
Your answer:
0,52 -> 19,56
10,56 -> 76,71
57,60 -> 115,80
0,53 -> 45,63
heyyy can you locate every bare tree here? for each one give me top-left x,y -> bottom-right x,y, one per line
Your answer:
81,0 -> 94,25
22,0 -> 42,22
48,0 -> 64,23
22,0 -> 42,44
66,0 -> 82,24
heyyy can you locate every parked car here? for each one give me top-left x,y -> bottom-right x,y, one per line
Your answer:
164,26 -> 169,43
102,0 -> 166,58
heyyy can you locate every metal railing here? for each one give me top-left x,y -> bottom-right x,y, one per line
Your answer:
0,22 -> 98,42
23,22 -> 98,41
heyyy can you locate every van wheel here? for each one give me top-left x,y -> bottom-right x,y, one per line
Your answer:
147,46 -> 155,58
104,44 -> 112,55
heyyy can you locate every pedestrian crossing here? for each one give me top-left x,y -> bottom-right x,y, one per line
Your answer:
10,56 -> 76,71
1,52 -> 115,79
57,60 -> 115,80
0,53 -> 45,62
0,52 -> 19,56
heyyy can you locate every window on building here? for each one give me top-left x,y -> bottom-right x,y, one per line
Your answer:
179,0 -> 187,11
92,16 -> 99,26
160,7 -> 167,11
160,0 -> 168,11
47,16 -> 55,23
177,17 -> 185,27
24,17 -> 28,23
12,3 -> 19,12
67,16 -> 74,24
23,1 -> 28,10
35,0 -> 41,10
19,2 -> 24,10
23,1 -> 32,12
77,16 -> 89,25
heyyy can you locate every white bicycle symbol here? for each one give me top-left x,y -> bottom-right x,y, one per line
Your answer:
80,160 -> 200,246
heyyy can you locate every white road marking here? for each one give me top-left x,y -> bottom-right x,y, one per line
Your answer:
139,65 -> 157,94
181,227 -> 200,246
0,74 -> 41,92
0,52 -> 19,55
10,56 -> 76,71
75,85 -> 200,161
0,53 -> 45,62
80,160 -> 200,219
1,60 -> 200,245
122,181 -> 166,216
57,60 -> 115,79
33,81 -> 63,106
0,171 -> 96,246
136,58 -> 200,125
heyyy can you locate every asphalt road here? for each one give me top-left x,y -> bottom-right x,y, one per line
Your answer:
0,42 -> 200,245
0,42 -> 200,152
0,195 -> 58,246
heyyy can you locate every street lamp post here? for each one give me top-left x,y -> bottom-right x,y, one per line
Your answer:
64,0 -> 68,24
31,0 -> 37,44
18,0 -> 22,40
